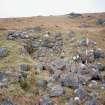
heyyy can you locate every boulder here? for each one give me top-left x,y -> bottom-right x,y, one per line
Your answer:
0,48 -> 7,58
49,85 -> 64,97
39,95 -> 54,105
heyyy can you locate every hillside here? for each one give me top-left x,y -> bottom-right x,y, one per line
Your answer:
0,13 -> 105,105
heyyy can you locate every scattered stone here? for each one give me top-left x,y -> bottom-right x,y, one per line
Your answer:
49,85 -> 64,97
0,48 -> 8,58
39,95 -> 54,105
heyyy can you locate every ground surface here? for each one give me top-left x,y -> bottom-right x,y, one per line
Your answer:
0,13 -> 105,105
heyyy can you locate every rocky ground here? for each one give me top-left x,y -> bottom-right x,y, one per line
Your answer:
0,13 -> 105,105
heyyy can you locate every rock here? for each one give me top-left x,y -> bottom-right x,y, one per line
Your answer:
67,12 -> 82,17
91,69 -> 102,81
39,95 -> 54,105
25,26 -> 41,33
0,72 -> 8,87
36,79 -> 47,89
79,23 -> 90,28
49,58 -> 66,72
0,48 -> 7,58
19,64 -> 30,72
85,96 -> 97,105
96,19 -> 105,25
93,48 -> 105,59
88,80 -> 97,88
0,100 -> 18,105
60,73 -> 79,88
67,98 -> 74,105
93,63 -> 105,71
74,86 -> 87,99
49,85 -> 64,97
79,38 -> 96,46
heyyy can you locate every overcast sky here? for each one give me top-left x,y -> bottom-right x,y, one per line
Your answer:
0,0 -> 105,18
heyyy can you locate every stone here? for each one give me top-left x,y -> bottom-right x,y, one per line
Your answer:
88,80 -> 97,88
0,72 -> 8,87
49,58 -> 66,72
49,85 -> 64,97
36,79 -> 47,89
68,12 -> 82,17
0,100 -> 18,105
85,96 -> 97,105
93,63 -> 105,71
74,86 -> 87,99
96,19 -> 105,25
25,26 -> 41,33
93,48 -> 105,59
39,95 -> 54,105
67,98 -> 74,105
0,48 -> 7,58
79,38 -> 96,46
90,69 -> 102,81
60,73 -> 79,88
19,64 -> 30,72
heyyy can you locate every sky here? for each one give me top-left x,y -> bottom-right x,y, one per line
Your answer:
0,0 -> 105,18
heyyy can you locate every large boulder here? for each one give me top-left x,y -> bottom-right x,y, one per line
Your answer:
49,85 -> 64,97
0,48 -> 8,58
